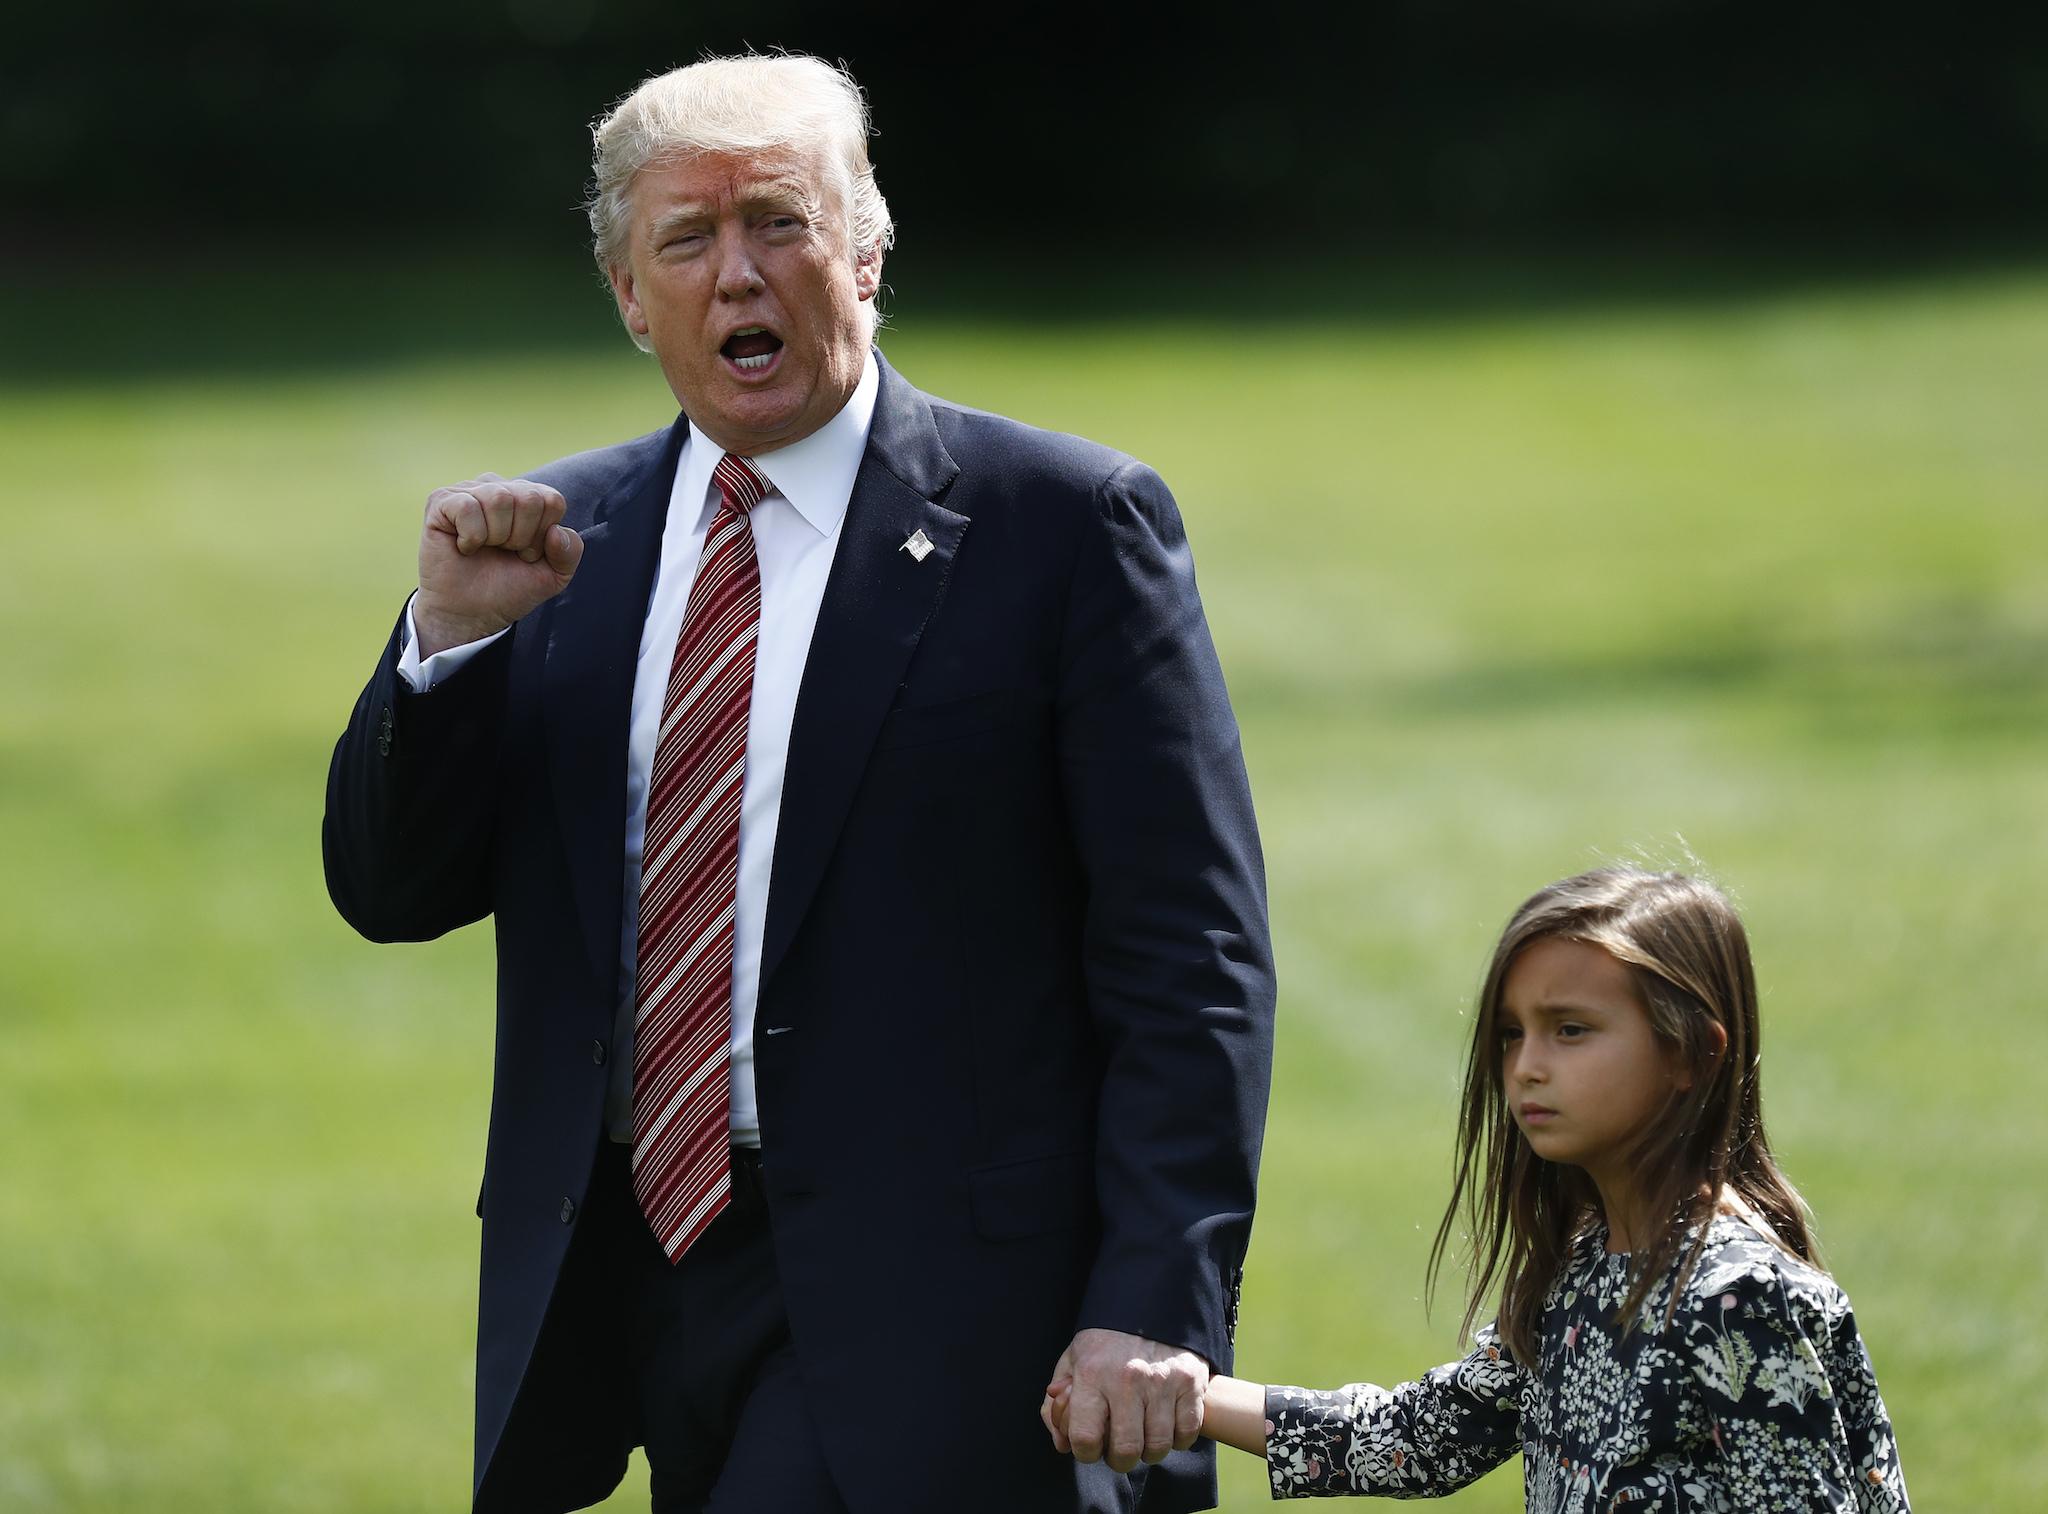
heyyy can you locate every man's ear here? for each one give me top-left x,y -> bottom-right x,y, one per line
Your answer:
853,246 -> 883,303
607,263 -> 650,336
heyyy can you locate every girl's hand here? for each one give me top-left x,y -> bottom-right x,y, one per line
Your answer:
1041,1376 -> 1075,1451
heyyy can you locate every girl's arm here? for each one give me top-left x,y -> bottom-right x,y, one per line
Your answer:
1260,1329 -> 1524,1500
1046,1332 -> 1525,1500
1197,1374 -> 1268,1456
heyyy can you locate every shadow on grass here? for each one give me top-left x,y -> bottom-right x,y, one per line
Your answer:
1252,601 -> 2048,744
5,235 -> 2046,386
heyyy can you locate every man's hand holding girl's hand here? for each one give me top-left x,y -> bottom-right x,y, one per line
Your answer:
1039,1328 -> 1207,1472
1044,1365 -> 1272,1462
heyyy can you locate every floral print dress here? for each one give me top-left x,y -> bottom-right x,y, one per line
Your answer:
1264,1215 -> 1908,1511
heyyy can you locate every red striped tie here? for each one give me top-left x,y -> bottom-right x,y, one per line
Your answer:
632,451 -> 767,1261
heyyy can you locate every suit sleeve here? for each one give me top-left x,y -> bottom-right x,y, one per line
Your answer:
322,600 -> 514,943
1056,459 -> 1277,1370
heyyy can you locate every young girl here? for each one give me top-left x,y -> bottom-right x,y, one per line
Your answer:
1050,867 -> 1910,1510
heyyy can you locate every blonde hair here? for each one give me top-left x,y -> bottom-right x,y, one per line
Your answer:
585,54 -> 894,346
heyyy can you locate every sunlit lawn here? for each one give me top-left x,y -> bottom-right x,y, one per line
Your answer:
3,253 -> 2044,1510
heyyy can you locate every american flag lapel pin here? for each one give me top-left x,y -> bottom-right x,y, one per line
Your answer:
900,528 -> 934,562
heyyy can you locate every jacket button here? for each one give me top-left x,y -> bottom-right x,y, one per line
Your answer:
591,1040 -> 607,1066
560,1197 -> 576,1224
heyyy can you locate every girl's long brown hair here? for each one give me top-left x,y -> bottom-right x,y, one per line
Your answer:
1427,867 -> 1817,1365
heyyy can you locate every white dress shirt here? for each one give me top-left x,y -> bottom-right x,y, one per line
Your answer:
398,351 -> 879,1147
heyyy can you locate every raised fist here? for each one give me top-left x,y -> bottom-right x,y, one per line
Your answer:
414,473 -> 584,655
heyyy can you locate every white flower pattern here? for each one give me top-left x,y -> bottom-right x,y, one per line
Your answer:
1264,1216 -> 1909,1510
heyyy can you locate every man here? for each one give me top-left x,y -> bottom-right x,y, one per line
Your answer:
324,53 -> 1274,1514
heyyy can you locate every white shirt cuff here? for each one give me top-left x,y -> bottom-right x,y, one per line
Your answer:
398,592 -> 509,691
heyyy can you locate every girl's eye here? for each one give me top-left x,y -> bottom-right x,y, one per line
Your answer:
1556,1023 -> 1587,1040
1499,1026 -> 1523,1044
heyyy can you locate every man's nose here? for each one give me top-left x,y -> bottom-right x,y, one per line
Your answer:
715,233 -> 762,299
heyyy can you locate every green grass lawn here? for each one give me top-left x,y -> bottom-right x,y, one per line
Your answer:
3,253 -> 2044,1510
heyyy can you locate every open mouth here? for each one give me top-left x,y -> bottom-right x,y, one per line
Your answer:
720,327 -> 784,372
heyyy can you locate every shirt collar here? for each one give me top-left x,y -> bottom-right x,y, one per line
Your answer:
672,348 -> 879,537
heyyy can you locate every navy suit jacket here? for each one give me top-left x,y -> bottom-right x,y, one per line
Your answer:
324,352 -> 1276,1514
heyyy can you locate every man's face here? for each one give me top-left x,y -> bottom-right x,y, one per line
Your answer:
608,145 -> 879,456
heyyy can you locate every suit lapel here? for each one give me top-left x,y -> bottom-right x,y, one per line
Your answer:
758,356 -> 967,990
542,418 -> 687,995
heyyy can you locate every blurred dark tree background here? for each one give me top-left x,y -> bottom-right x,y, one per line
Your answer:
8,0 -> 2047,270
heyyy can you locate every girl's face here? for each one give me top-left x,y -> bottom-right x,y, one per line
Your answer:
1497,936 -> 1688,1213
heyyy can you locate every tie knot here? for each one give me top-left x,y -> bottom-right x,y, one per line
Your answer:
713,453 -> 768,515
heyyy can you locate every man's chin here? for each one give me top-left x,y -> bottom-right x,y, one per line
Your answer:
699,385 -> 839,455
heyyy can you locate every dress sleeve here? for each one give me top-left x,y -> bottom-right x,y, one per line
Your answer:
1263,1325 -> 1525,1499
1683,1266 -> 1910,1512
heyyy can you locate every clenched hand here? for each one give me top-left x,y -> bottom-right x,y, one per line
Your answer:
414,473 -> 584,655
